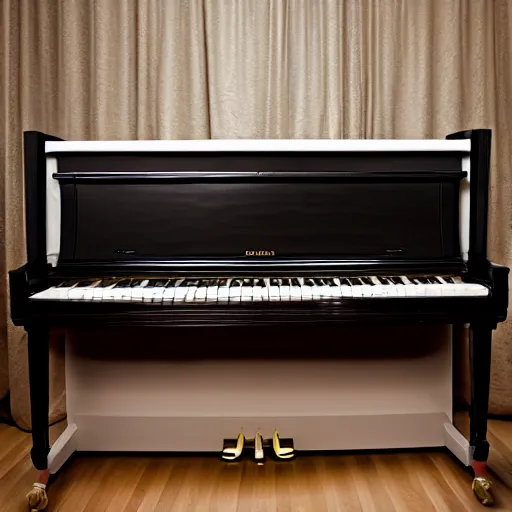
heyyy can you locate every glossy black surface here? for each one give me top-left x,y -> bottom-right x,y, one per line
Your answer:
60,180 -> 461,262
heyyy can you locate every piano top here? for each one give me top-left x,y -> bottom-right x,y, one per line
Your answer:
45,139 -> 472,154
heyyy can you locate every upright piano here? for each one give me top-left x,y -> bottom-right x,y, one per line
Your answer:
9,129 -> 509,507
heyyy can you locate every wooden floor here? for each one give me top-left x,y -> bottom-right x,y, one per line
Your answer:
1,421 -> 512,511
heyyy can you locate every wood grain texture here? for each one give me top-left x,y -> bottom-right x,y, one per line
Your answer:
0,420 -> 512,511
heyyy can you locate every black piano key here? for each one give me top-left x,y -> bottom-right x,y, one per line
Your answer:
432,276 -> 444,284
445,277 -> 456,284
73,279 -> 99,288
130,279 -> 148,288
97,279 -> 117,288
339,278 -> 351,286
290,278 -> 300,286
305,278 -> 316,286
112,279 -> 132,288
56,280 -> 79,288
146,279 -> 169,288
379,277 -> 390,285
389,277 -> 403,285
218,279 -> 228,287
348,278 -> 362,286
361,277 -> 374,286
231,279 -> 243,287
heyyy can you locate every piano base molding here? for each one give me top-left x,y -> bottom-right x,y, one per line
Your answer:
51,413 -> 459,456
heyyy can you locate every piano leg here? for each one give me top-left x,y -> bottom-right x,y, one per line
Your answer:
469,322 -> 494,507
26,325 -> 51,511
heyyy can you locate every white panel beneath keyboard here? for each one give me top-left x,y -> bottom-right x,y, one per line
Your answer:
64,325 -> 453,451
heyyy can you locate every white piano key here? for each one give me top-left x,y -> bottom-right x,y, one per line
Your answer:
348,278 -> 362,298
185,281 -> 199,302
336,278 -> 352,298
229,280 -> 243,302
93,280 -> 116,301
329,278 -> 341,298
173,280 -> 188,302
129,279 -> 149,302
359,278 -> 373,298
30,283 -> 71,301
381,277 -> 398,297
423,277 -> 442,297
369,276 -> 385,297
252,279 -> 263,301
217,279 -> 231,301
434,276 -> 452,296
388,277 -> 407,297
310,279 -> 322,299
152,281 -> 169,303
55,281 -> 81,300
298,278 -> 313,300
451,277 -> 489,297
280,279 -> 291,300
241,279 -> 253,302
194,282 -> 208,302
207,281 -> 220,302
162,281 -> 176,303
400,276 -> 418,297
268,279 -> 282,301
319,279 -> 332,298
290,279 -> 302,301
410,278 -> 426,297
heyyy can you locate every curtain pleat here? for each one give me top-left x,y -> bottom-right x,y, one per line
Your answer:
2,0 -> 512,428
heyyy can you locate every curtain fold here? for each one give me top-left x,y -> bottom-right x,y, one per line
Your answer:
1,0 -> 512,428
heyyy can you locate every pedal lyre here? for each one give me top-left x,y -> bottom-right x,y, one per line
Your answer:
221,430 -> 294,462
222,432 -> 245,461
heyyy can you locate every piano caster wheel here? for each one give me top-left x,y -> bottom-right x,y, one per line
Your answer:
26,470 -> 49,511
222,432 -> 245,461
473,477 -> 495,507
271,430 -> 295,460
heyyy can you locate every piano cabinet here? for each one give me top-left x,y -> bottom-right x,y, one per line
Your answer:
10,129 -> 509,509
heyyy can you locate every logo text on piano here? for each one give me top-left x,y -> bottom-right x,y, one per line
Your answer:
245,250 -> 276,256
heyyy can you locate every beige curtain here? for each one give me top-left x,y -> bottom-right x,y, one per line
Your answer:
1,0 -> 512,429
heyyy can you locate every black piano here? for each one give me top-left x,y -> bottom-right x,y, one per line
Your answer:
9,129 -> 509,507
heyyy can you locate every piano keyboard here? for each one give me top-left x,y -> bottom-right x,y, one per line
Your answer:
30,276 -> 489,302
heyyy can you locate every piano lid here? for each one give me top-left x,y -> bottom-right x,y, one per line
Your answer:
45,139 -> 472,154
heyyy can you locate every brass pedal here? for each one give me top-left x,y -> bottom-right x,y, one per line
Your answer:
254,432 -> 265,464
271,430 -> 295,460
222,432 -> 245,461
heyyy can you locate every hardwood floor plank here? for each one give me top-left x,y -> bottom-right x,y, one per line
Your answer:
316,455 -> 363,512
124,457 -> 174,512
1,420 -> 512,511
